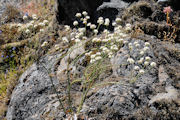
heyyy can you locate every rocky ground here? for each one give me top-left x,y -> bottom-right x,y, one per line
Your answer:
0,0 -> 180,120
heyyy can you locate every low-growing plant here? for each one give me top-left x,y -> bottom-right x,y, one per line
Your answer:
0,25 -> 21,45
1,5 -> 21,23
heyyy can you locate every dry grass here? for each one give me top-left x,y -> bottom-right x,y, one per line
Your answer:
0,0 -> 56,118
20,0 -> 55,17
122,1 -> 152,21
1,5 -> 21,23
0,25 -> 21,45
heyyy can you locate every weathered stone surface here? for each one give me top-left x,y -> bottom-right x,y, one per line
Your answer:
96,0 -> 129,23
55,0 -> 139,25
6,41 -> 87,120
5,0 -> 180,119
81,38 -> 180,119
158,0 -> 180,10
6,54 -> 64,120
56,0 -> 105,25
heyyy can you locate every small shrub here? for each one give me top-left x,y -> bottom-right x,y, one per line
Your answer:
0,25 -> 21,45
1,5 -> 21,23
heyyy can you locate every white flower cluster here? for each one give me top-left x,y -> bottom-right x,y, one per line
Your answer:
74,11 -> 90,26
126,41 -> 157,75
41,41 -> 48,47
66,11 -> 133,64
87,52 -> 102,63
87,20 -> 132,62
20,14 -> 49,35
70,11 -> 92,43
62,37 -> 69,43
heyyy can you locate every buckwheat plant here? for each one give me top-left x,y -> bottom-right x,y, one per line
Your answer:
125,40 -> 157,83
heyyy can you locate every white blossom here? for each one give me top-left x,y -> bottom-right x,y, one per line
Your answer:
32,14 -> 37,20
104,18 -> 110,26
85,51 -> 92,56
97,17 -> 104,25
43,20 -> 49,25
55,45 -> 60,50
34,24 -> 38,28
87,23 -> 91,27
64,25 -> 70,31
41,41 -> 48,47
27,23 -> 33,28
75,38 -> 81,43
144,61 -> 149,66
112,22 -> 117,26
143,46 -> 150,52
135,44 -> 140,47
40,29 -> 44,32
115,18 -> 122,23
145,42 -> 150,46
25,29 -> 30,34
86,16 -> 90,20
145,56 -> 151,61
23,15 -> 28,20
62,37 -> 69,43
139,69 -> 145,74
75,13 -> 82,18
127,58 -> 135,64
95,56 -> 102,61
83,18 -> 87,24
134,41 -> 138,45
93,29 -> 98,34
140,51 -> 144,55
30,20 -> 35,24
116,38 -> 124,43
126,23 -> 131,27
125,27 -> 131,31
73,21 -> 78,26
90,24 -> 96,29
90,59 -> 96,63
138,58 -> 144,64
150,62 -> 156,67
90,54 -> 96,59
17,23 -> 22,27
134,66 -> 140,71
78,28 -> 86,33
82,11 -> 88,16
39,22 -> 45,27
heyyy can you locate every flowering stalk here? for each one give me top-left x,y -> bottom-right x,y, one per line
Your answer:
163,6 -> 173,25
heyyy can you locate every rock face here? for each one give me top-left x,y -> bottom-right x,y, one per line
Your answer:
6,36 -> 180,119
158,0 -> 180,10
81,37 -> 180,119
6,0 -> 180,119
55,0 -> 139,25
96,0 -> 129,23
6,41 -> 87,120
6,54 -> 63,120
56,0 -> 105,25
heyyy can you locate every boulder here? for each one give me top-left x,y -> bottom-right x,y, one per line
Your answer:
55,0 -> 106,25
6,54 -> 65,120
158,0 -> 180,10
96,0 -> 129,22
6,41 -> 87,120
81,37 -> 180,119
55,0 -> 139,25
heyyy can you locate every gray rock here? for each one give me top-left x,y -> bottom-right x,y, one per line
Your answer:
6,54 -> 65,120
157,0 -> 180,10
96,0 -> 129,24
55,0 -> 105,25
6,41 -> 87,120
55,0 -> 138,26
81,38 -> 180,119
